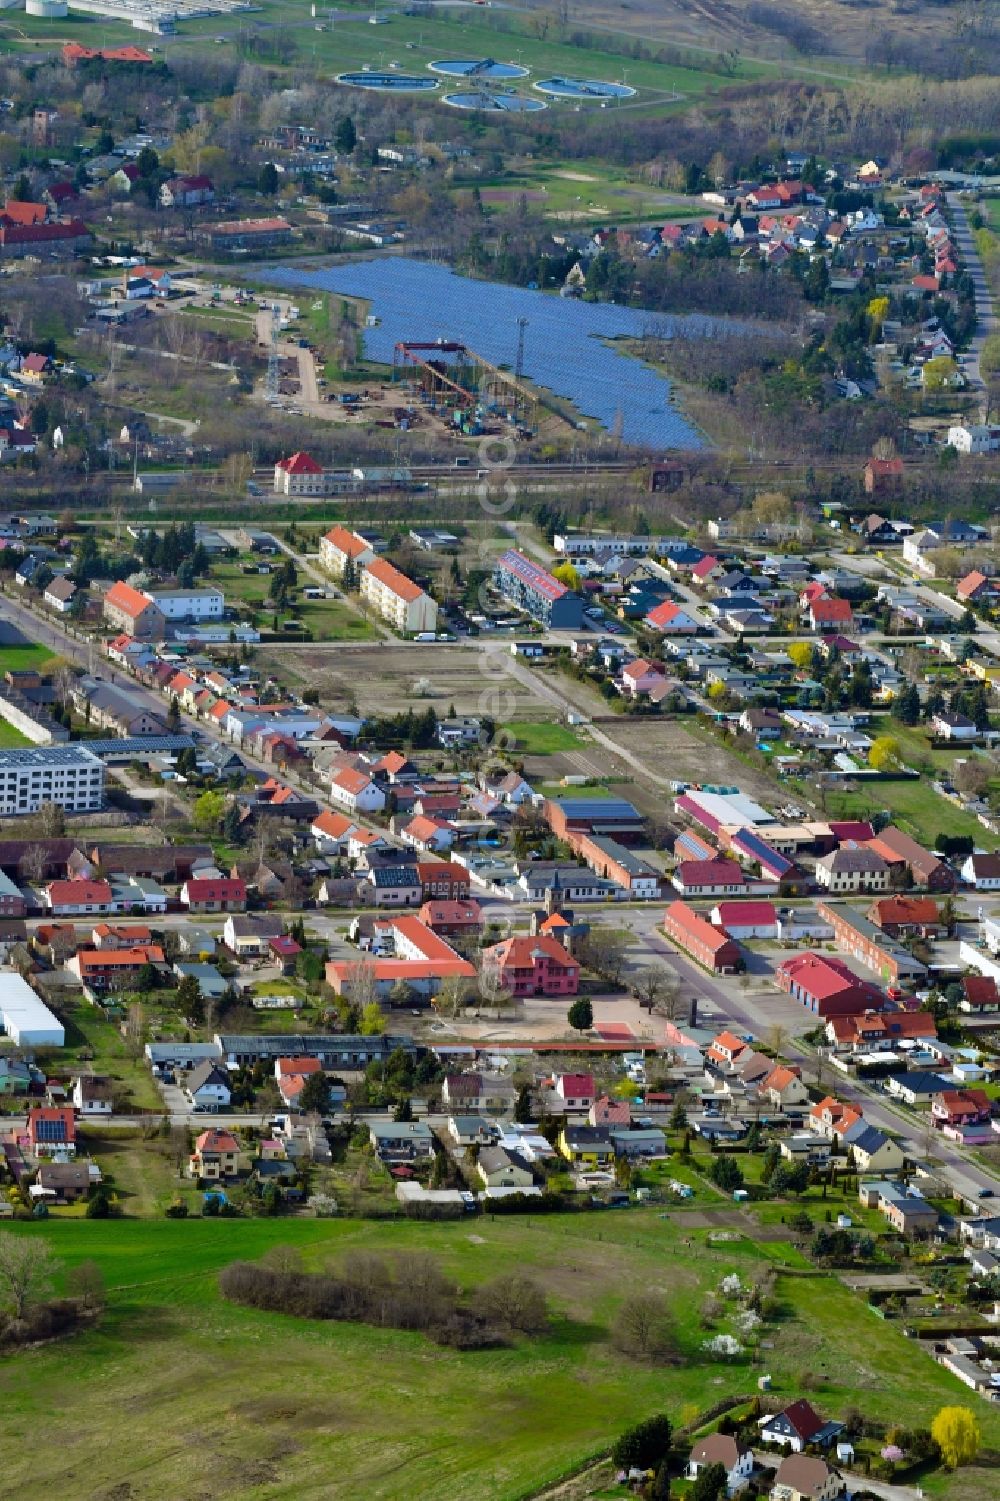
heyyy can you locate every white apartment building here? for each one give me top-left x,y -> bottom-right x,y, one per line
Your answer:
553,533 -> 654,557
144,588 -> 225,621
320,525 -> 375,577
360,558 -> 437,635
0,745 -> 104,816
947,423 -> 1000,455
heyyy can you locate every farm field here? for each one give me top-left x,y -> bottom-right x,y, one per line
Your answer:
261,641 -> 555,722
474,162 -> 708,225
2,1212 -> 999,1501
608,718 -> 796,807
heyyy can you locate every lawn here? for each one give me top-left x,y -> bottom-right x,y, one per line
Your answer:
210,561 -> 377,641
822,775 -> 995,849
0,642 -> 55,674
504,720 -> 585,754
0,719 -> 32,748
39,999 -> 163,1114
1,1211 -> 998,1500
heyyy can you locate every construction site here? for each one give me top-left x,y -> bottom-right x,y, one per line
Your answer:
391,336 -> 540,439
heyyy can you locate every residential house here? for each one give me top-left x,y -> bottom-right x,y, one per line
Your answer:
43,576 -> 76,614
102,581 -> 165,640
932,1089 -> 992,1131
672,859 -> 750,898
759,1400 -> 842,1452
45,878 -> 112,917
867,895 -> 942,936
687,1434 -> 754,1493
558,1124 -> 613,1165
554,1073 -> 595,1111
223,913 -> 284,958
815,847 -> 890,893
841,1120 -> 905,1174
71,1075 -> 113,1116
368,1119 -> 435,1161
961,853 -> 1000,890
763,1064 -> 810,1110
35,1160 -> 93,1203
185,1060 -> 232,1110
330,767 -> 386,817
188,1128 -> 240,1180
770,1454 -> 844,1501
441,1073 -> 516,1113
27,1106 -> 76,1156
859,1178 -> 938,1236
477,1145 -> 534,1190
960,975 -> 1000,1014
180,878 -> 246,914
446,1115 -> 495,1148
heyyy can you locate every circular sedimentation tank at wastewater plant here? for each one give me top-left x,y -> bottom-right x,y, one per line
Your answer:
533,76 -> 636,100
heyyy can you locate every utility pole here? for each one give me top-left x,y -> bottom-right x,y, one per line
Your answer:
515,316 -> 527,380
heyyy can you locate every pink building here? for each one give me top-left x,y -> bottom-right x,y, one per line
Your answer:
482,933 -> 580,997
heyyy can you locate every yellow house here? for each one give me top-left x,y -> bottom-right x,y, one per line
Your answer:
558,1125 -> 614,1166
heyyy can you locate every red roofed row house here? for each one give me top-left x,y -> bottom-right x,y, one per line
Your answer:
326,914 -> 475,998
663,901 -> 742,973
180,877 -> 246,913
825,1010 -> 937,1053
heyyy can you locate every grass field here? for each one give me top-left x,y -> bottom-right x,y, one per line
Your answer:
504,720 -> 585,754
210,563 -> 377,641
0,642 -> 55,674
1,1211 -> 998,1501
0,719 -> 32,748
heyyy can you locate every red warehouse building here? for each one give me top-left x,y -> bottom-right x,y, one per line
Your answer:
776,951 -> 883,1017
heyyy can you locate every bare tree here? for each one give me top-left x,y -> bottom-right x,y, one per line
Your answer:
480,1274 -> 548,1332
577,927 -> 627,987
631,966 -> 680,1017
436,971 -> 474,1018
0,1235 -> 59,1319
611,1292 -> 680,1364
19,844 -> 47,887
343,956 -> 379,1013
476,953 -> 512,1015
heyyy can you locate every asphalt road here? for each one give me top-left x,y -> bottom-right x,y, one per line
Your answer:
947,191 -> 997,391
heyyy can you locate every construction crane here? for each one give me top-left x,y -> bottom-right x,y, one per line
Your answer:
515,316 -> 528,380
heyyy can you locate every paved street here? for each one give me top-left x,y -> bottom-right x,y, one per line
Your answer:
948,191 -> 997,390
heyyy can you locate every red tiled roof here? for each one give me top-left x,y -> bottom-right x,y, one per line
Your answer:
183,878 -> 245,901
47,879 -> 111,906
278,450 -> 322,474
105,581 -> 154,619
364,556 -> 423,604
3,201 -> 46,226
